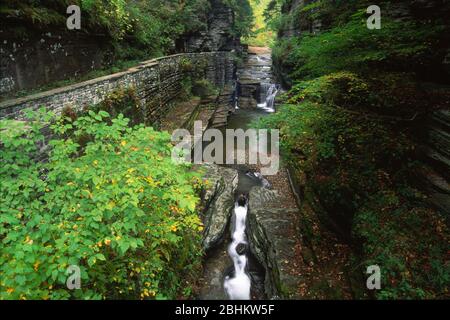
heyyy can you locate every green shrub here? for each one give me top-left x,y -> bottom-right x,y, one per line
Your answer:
91,87 -> 142,126
286,72 -> 369,107
180,58 -> 194,73
0,109 -> 204,300
272,10 -> 446,83
354,190 -> 449,299
192,79 -> 218,98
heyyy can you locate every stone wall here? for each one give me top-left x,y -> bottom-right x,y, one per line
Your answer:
0,51 -> 236,124
0,29 -> 113,98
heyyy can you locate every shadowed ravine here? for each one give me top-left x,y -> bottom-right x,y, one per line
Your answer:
197,47 -> 280,300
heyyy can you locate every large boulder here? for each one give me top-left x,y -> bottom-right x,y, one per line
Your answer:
247,186 -> 301,299
200,164 -> 238,251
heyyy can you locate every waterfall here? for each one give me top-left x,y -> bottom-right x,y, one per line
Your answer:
259,83 -> 272,101
233,81 -> 240,109
257,83 -> 278,113
224,203 -> 251,300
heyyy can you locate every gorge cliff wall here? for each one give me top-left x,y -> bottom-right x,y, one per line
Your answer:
182,0 -> 242,53
0,0 -> 240,99
0,29 -> 113,98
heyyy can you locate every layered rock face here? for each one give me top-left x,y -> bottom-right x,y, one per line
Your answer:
0,29 -> 113,98
0,0 -> 242,101
278,0 -> 322,38
183,0 -> 240,53
200,164 -> 239,252
237,47 -> 274,109
247,186 -> 302,299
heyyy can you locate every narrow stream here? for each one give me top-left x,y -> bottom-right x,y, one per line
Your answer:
222,48 -> 279,300
197,48 -> 277,301
224,200 -> 251,300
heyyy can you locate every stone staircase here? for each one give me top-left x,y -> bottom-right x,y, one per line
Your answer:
210,86 -> 235,128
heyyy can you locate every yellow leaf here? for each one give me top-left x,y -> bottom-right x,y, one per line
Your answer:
107,201 -> 116,210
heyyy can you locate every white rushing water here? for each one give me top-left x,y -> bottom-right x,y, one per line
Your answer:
257,83 -> 278,113
224,203 -> 251,300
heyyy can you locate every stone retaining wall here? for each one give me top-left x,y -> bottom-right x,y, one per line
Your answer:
0,51 -> 236,124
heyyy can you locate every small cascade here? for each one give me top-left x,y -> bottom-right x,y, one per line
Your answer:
218,47 -> 276,300
233,81 -> 240,109
257,83 -> 278,113
259,83 -> 272,101
224,200 -> 251,300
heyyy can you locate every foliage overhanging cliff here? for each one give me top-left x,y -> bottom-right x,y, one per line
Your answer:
0,0 -> 254,58
258,0 -> 450,299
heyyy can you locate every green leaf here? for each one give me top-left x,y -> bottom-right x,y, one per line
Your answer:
96,254 -> 106,261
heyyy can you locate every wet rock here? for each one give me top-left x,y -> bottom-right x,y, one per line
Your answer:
237,79 -> 260,109
247,186 -> 301,299
200,164 -> 239,251
245,171 -> 272,189
426,110 -> 450,175
238,96 -> 258,109
196,241 -> 230,300
236,243 -> 247,255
